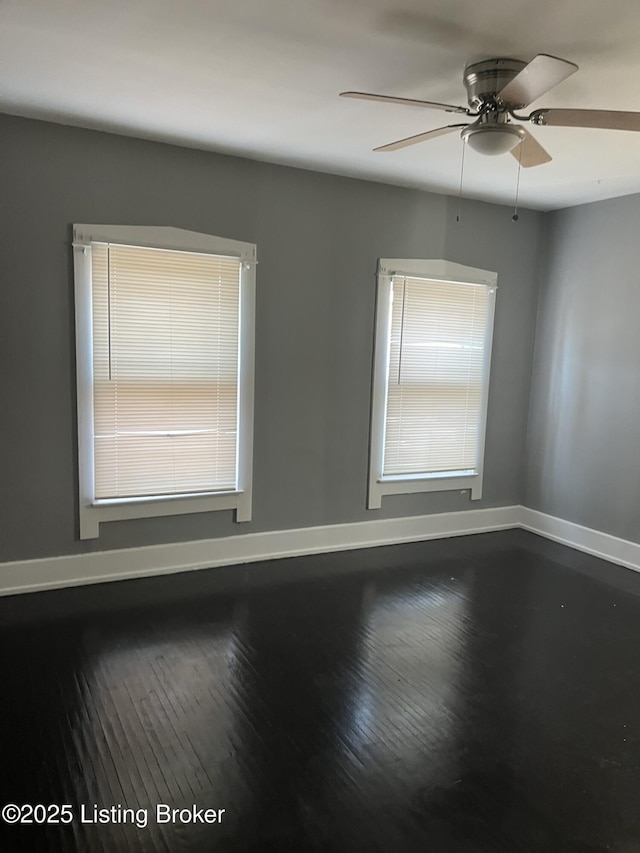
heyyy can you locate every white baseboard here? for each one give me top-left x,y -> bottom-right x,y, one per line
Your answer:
3,505 -> 639,597
0,505 -> 521,597
520,506 -> 640,573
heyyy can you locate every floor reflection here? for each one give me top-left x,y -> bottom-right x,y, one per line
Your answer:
68,615 -> 242,851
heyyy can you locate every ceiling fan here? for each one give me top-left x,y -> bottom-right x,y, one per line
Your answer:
341,55 -> 640,167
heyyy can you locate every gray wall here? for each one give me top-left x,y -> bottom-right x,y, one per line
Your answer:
0,114 -> 543,562
525,195 -> 640,543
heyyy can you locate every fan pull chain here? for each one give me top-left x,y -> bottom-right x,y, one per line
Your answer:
512,139 -> 524,222
456,137 -> 467,223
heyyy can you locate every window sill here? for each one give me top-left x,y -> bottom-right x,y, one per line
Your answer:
92,490 -> 242,507
368,472 -> 482,509
80,490 -> 251,540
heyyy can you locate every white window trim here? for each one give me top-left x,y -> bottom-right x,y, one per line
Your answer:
73,224 -> 256,540
368,258 -> 497,510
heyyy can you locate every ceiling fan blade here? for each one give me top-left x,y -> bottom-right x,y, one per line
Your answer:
510,127 -> 552,168
498,54 -> 578,108
374,124 -> 468,152
531,108 -> 640,131
340,91 -> 468,115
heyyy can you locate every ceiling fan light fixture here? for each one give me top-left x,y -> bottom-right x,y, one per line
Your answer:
461,124 -> 526,156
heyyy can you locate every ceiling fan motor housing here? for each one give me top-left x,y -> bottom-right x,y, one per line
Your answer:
463,58 -> 527,109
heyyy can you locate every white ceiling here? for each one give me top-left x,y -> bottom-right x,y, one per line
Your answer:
3,0 -> 640,210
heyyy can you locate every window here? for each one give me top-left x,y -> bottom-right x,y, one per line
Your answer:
73,225 -> 255,539
368,259 -> 497,509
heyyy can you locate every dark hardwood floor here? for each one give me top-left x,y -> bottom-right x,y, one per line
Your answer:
1,529 -> 639,852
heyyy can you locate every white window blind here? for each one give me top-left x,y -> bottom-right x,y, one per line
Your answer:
383,274 -> 492,477
91,243 -> 241,500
